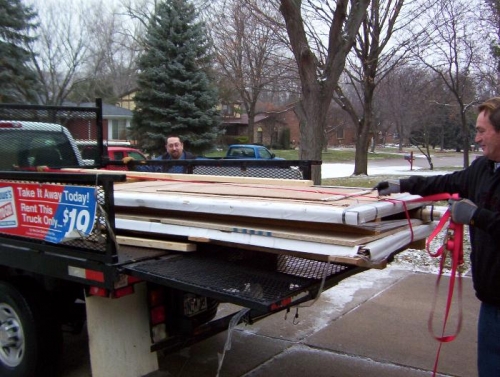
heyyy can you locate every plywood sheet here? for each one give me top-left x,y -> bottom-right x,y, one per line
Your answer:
116,235 -> 196,252
115,217 -> 435,265
116,214 -> 423,247
113,189 -> 426,226
113,179 -> 378,204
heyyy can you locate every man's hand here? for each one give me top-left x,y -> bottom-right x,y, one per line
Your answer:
374,180 -> 401,196
122,156 -> 135,164
449,198 -> 477,225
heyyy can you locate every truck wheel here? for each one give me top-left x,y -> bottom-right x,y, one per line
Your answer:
0,280 -> 63,377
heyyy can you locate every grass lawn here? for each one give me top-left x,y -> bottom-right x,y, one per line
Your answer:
321,166 -> 460,188
204,146 -> 408,162
204,146 -> 465,187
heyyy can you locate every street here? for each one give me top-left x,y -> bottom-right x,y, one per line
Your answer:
322,151 -> 478,179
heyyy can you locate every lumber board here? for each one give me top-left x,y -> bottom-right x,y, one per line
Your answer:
116,235 -> 196,252
61,168 -> 439,266
112,179 -> 377,203
115,216 -> 436,265
115,206 -> 434,235
113,188 -> 427,226
115,214 -> 424,247
61,168 -> 314,187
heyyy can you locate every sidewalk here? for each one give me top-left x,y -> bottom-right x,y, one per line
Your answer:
158,267 -> 478,377
62,267 -> 478,377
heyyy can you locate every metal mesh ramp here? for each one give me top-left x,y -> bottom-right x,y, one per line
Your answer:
123,252 -> 360,312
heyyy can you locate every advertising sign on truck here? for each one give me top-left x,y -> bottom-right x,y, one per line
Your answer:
0,182 -> 97,243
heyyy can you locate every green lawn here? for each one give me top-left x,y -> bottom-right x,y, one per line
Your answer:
204,147 -> 405,162
204,146 -> 464,187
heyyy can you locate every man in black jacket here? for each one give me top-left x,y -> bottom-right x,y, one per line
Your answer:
123,135 -> 195,173
376,97 -> 500,376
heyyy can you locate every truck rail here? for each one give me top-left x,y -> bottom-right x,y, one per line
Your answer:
121,158 -> 321,180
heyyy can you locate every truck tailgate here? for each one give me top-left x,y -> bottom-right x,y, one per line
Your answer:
122,250 -> 364,313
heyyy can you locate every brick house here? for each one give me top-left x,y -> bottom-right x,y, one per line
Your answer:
65,102 -> 133,143
221,103 -> 361,149
117,91 -> 360,149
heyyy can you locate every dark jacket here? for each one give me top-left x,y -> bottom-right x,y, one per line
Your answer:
158,151 -> 196,160
400,156 -> 500,306
134,151 -> 196,173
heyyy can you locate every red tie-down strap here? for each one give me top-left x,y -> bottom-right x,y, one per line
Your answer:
384,192 -> 464,376
425,194 -> 464,376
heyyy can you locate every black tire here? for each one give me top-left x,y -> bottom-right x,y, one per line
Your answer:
0,279 -> 63,377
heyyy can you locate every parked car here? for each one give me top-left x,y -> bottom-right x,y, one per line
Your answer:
107,146 -> 147,161
224,144 -> 284,160
76,140 -> 147,169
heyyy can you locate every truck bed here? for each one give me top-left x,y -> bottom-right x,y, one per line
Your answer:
119,244 -> 363,313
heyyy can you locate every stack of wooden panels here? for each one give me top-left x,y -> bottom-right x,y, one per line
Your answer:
89,171 -> 440,268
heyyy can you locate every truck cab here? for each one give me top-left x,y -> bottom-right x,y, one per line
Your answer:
0,120 -> 84,170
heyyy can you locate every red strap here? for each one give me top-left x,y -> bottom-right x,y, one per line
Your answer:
412,193 -> 463,376
386,192 -> 464,376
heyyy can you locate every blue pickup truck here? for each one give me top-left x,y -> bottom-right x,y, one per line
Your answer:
224,144 -> 284,159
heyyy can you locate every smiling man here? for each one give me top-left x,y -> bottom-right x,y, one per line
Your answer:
123,135 -> 196,173
375,97 -> 500,376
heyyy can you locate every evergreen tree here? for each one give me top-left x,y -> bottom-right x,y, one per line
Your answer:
131,0 -> 220,155
0,0 -> 39,103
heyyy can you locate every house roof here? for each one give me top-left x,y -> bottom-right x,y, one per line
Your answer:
222,113 -> 270,125
65,101 -> 133,118
81,102 -> 132,117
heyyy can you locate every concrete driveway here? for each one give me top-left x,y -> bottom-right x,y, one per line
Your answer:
62,267 -> 479,377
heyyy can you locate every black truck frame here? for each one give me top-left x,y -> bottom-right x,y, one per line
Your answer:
0,171 -> 366,377
0,100 -> 362,377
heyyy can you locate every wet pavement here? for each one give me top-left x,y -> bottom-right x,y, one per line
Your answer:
63,267 -> 479,377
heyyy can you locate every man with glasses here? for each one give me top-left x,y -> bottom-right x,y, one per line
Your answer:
123,135 -> 195,173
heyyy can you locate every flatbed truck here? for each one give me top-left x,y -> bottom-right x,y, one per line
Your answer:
0,100 -> 363,377
0,170 -> 365,377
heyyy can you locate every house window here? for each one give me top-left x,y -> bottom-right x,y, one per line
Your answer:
336,127 -> 344,140
225,125 -> 239,136
112,119 -> 128,139
221,104 -> 234,117
257,127 -> 263,144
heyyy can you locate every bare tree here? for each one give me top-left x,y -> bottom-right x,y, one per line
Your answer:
333,0 -> 428,175
209,0 -> 293,144
71,2 -> 141,103
376,66 -> 430,152
482,0 -> 500,93
413,0 -> 482,167
28,0 -> 91,105
242,0 -> 369,182
276,0 -> 370,183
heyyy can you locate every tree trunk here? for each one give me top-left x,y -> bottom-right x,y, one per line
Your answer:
353,90 -> 375,175
295,100 -> 325,184
279,0 -> 370,185
354,121 -> 371,175
461,111 -> 470,168
247,115 -> 255,144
